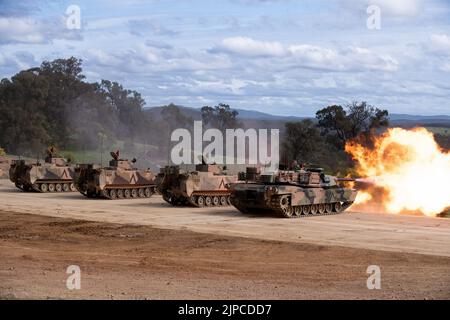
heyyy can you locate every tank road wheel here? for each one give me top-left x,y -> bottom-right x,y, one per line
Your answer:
220,196 -> 227,206
55,183 -> 62,192
117,189 -> 124,199
197,196 -> 205,207
310,204 -> 318,215
294,206 -> 302,217
318,204 -> 326,215
101,190 -> 109,198
48,184 -> 56,192
227,195 -> 232,205
212,196 -> 220,206
302,205 -> 311,215
109,189 -> 117,199
63,183 -> 70,192
205,196 -> 213,206
70,183 -> 76,192
138,188 -> 145,198
333,202 -> 343,213
124,189 -> 131,199
40,183 -> 48,193
144,187 -> 152,198
279,195 -> 294,218
131,189 -> 138,198
325,203 -> 333,213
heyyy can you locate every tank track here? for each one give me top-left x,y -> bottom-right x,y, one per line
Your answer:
81,185 -> 157,200
270,195 -> 354,218
15,181 -> 76,193
161,191 -> 232,207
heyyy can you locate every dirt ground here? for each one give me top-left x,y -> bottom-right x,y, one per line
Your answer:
0,179 -> 449,299
0,211 -> 449,300
1,180 -> 449,257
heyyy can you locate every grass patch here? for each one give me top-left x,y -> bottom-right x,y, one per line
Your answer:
425,127 -> 450,136
61,141 -> 159,165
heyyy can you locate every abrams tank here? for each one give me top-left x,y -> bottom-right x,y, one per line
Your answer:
228,166 -> 357,218
74,150 -> 156,199
157,161 -> 239,207
9,147 -> 77,192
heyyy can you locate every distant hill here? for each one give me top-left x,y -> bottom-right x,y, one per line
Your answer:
389,114 -> 450,127
144,105 -> 450,126
144,105 -> 307,121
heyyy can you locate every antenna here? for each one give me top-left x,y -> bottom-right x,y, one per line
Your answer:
99,132 -> 106,167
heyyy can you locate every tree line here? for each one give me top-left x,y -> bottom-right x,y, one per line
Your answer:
0,57 -> 394,173
282,102 -> 389,174
0,57 -> 152,156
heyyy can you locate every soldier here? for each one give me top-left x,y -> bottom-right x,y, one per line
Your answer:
290,160 -> 301,171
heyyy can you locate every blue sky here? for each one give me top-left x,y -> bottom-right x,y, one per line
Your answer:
1,0 -> 450,116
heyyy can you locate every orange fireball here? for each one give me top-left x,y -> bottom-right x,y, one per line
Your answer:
345,127 -> 450,217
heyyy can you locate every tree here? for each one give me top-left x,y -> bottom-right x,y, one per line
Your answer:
201,103 -> 240,131
39,57 -> 89,147
316,101 -> 389,148
0,71 -> 51,155
315,105 -> 348,145
0,57 -> 153,156
282,119 -> 353,174
283,120 -> 324,163
161,103 -> 192,131
98,80 -> 146,139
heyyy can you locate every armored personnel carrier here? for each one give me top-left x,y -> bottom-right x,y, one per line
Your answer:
9,147 -> 77,192
228,166 -> 357,218
74,150 -> 156,199
157,161 -> 239,207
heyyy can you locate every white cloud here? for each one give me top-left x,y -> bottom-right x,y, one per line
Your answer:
212,37 -> 398,72
429,34 -> 450,56
440,62 -> 450,72
311,77 -> 337,89
0,17 -> 81,44
0,51 -> 38,75
128,19 -> 179,37
366,0 -> 420,16
0,17 -> 46,43
212,36 -> 286,57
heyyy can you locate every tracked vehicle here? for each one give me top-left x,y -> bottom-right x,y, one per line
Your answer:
157,162 -> 239,207
74,150 -> 156,199
9,147 -> 77,192
228,166 -> 357,218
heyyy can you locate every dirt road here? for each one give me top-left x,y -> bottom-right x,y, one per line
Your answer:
1,211 -> 449,299
1,180 -> 449,299
0,180 -> 449,257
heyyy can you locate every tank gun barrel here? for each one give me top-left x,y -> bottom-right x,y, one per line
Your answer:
354,177 -> 378,184
335,177 -> 356,182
